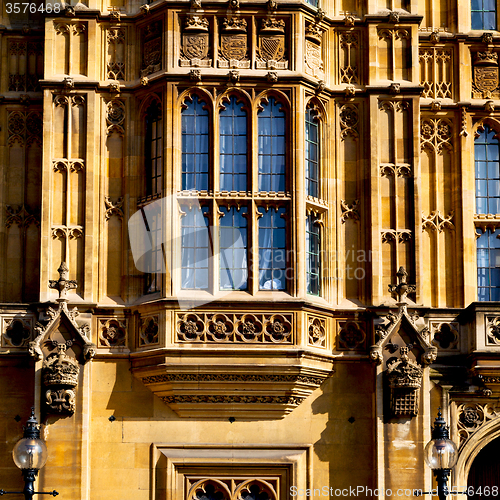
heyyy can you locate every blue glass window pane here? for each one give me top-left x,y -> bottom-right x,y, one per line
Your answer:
485,0 -> 496,10
478,288 -> 490,301
489,180 -> 500,197
488,162 -> 499,178
477,180 -> 488,196
488,144 -> 500,161
489,197 -> 500,214
472,0 -> 482,8
491,287 -> 500,301
477,198 -> 488,214
476,145 -> 487,161
485,12 -> 496,29
472,11 -> 483,29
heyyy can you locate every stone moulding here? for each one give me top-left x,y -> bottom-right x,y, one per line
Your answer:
132,349 -> 334,419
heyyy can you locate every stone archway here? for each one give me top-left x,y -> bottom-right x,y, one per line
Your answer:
454,418 -> 500,489
467,437 -> 500,499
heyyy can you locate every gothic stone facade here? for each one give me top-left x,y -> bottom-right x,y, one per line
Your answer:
1,0 -> 500,499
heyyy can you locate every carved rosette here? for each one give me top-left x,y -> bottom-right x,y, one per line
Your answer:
98,318 -> 127,347
139,315 -> 159,346
218,18 -> 250,69
308,316 -> 326,347
180,16 -> 211,68
106,99 -> 125,137
256,18 -> 287,70
457,403 -> 500,448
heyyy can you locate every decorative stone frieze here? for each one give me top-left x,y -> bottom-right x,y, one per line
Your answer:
176,312 -> 293,343
486,316 -> 500,345
422,211 -> 454,233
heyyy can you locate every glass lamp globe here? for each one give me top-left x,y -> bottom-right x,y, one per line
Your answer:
424,437 -> 458,470
12,437 -> 48,470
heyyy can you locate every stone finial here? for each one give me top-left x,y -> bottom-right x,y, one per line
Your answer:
388,266 -> 416,302
48,262 -> 77,301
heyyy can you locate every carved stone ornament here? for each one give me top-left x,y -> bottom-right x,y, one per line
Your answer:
370,269 -> 437,371
180,16 -> 211,68
340,199 -> 360,222
388,266 -> 416,302
43,341 -> 79,414
308,316 -> 326,347
141,21 -> 162,77
386,346 -> 423,417
2,317 -> 32,347
218,18 -> 250,69
305,23 -> 324,78
457,403 -> 500,448
98,318 -> 127,347
473,51 -> 499,99
30,263 -> 96,415
256,18 -> 287,70
338,321 -> 366,350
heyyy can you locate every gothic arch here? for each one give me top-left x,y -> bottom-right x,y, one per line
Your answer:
218,88 -> 252,113
255,89 -> 291,114
138,93 -> 162,121
454,414 -> 500,487
306,97 -> 327,123
178,87 -> 214,114
473,117 -> 500,140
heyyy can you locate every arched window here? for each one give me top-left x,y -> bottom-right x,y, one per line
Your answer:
145,102 -> 162,196
305,107 -> 320,198
258,97 -> 286,192
220,97 -> 247,192
472,0 -> 496,30
182,95 -> 209,191
306,214 -> 321,296
476,125 -> 500,301
475,125 -> 500,215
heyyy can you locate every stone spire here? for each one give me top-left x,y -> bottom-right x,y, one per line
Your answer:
388,266 -> 416,302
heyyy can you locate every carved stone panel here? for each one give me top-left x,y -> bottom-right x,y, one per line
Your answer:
305,23 -> 324,79
472,51 -> 499,99
8,39 -> 44,92
308,315 -> 326,347
218,18 -> 250,69
180,16 -> 211,68
98,318 -> 127,348
256,18 -> 287,70
339,30 -> 360,84
107,27 -> 126,79
2,316 -> 33,348
141,21 -> 162,77
139,315 -> 159,346
337,321 -> 366,350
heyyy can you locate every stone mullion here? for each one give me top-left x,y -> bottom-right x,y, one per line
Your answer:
83,91 -> 94,301
295,90 -> 305,299
335,98 -> 345,304
392,104 -> 400,276
461,111 -> 475,306
410,97 -> 422,304
249,200 -> 259,296
370,94 -> 383,304
40,89 -> 55,302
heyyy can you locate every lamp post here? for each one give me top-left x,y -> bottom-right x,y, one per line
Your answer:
0,409 -> 58,499
423,410 -> 458,500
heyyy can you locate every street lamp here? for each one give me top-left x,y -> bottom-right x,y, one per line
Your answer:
423,410 -> 458,500
0,409 -> 58,499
